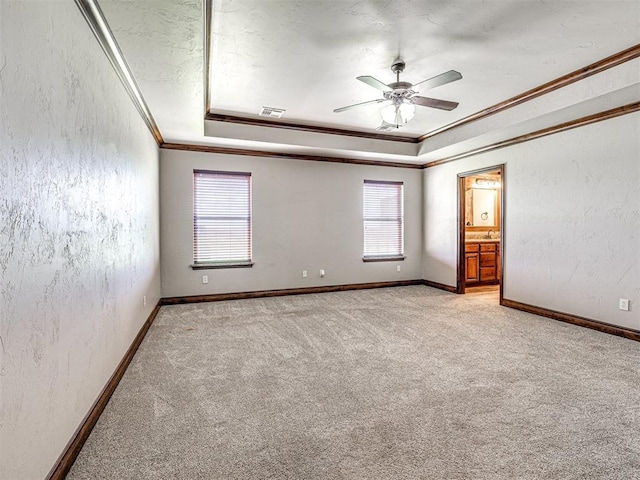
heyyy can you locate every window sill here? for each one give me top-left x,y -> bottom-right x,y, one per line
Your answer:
362,256 -> 406,263
190,262 -> 254,270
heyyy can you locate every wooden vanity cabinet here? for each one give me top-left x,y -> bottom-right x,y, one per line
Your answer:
465,241 -> 500,284
464,243 -> 479,283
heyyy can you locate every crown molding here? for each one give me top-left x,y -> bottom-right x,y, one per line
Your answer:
160,142 -> 423,169
204,24 -> 638,147
423,102 -> 640,168
167,102 -> 640,170
206,113 -> 419,143
418,44 -> 640,143
83,4 -> 638,158
75,0 -> 163,145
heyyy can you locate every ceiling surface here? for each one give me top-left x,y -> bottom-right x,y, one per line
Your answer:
100,0 -> 640,164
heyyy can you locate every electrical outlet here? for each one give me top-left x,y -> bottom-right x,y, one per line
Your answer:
143,296 -> 147,307
619,298 -> 629,311
302,270 -> 308,278
319,269 -> 325,277
202,275 -> 209,284
396,265 -> 401,272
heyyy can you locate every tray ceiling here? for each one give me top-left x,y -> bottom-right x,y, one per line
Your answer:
207,0 -> 638,136
100,0 -> 640,163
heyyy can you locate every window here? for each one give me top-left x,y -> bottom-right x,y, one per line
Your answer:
363,180 -> 404,261
192,170 -> 252,268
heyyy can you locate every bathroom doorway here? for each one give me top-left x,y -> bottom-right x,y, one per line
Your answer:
457,165 -> 504,302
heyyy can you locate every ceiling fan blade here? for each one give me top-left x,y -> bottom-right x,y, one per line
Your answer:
333,98 -> 386,113
356,75 -> 393,92
412,96 -> 459,111
413,70 -> 462,90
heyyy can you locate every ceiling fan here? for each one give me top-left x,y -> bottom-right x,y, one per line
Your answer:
334,58 -> 462,130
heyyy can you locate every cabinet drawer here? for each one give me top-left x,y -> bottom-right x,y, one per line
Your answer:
480,267 -> 496,281
465,243 -> 479,252
480,252 -> 496,267
480,243 -> 496,252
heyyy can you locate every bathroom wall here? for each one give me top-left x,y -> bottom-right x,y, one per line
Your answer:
0,2 -> 161,478
423,113 -> 640,331
160,148 -> 422,298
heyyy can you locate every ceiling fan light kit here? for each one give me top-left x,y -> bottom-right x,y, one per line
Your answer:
381,101 -> 415,125
334,58 -> 462,129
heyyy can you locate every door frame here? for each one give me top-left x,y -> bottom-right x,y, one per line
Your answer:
457,164 -> 505,303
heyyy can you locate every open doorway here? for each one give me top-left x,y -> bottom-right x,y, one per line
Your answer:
457,165 -> 504,302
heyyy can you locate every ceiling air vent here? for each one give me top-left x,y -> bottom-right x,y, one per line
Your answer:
259,106 -> 286,118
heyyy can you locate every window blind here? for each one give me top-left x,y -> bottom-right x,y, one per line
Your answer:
363,180 -> 404,258
193,170 -> 252,265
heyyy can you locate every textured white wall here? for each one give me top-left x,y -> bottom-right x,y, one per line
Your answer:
100,0 -> 204,139
423,113 -> 640,331
0,2 -> 161,479
160,149 -> 422,297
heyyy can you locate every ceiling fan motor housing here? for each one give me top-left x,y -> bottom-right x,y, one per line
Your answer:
391,59 -> 406,74
389,59 -> 413,93
388,81 -> 413,91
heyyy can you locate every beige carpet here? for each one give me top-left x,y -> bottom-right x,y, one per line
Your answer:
69,285 -> 640,479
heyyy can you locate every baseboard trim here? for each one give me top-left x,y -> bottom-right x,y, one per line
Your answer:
161,280 -> 424,305
46,301 -> 162,480
421,279 -> 458,293
501,298 -> 640,342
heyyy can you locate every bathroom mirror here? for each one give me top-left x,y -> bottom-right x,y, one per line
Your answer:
464,181 -> 499,229
472,189 -> 496,226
